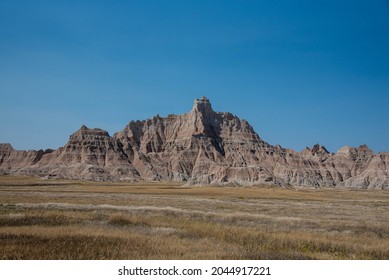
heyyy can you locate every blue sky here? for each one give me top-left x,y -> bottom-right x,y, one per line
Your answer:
1,0 -> 389,153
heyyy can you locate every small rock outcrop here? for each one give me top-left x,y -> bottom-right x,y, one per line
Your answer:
0,97 -> 388,189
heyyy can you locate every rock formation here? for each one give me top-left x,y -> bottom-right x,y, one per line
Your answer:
1,97 -> 388,189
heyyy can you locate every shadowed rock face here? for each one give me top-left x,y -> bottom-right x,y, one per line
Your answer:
1,97 -> 388,189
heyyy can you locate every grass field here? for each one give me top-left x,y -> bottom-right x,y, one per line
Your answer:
0,176 -> 388,260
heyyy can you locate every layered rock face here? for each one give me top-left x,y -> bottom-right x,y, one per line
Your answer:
1,97 -> 388,189
0,126 -> 140,181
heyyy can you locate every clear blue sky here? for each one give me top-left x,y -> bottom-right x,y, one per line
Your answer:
1,0 -> 388,153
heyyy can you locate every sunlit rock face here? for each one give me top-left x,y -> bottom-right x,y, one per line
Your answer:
1,97 -> 388,189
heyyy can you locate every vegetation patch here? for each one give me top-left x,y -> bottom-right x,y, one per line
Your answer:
0,176 -> 388,260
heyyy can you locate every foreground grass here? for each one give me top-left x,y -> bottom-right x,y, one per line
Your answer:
0,176 -> 388,260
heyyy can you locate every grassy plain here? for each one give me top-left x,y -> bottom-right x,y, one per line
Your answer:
0,176 -> 388,260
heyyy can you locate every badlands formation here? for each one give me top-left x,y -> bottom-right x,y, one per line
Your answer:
1,97 -> 388,189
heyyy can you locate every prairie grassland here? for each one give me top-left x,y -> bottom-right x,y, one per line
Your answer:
0,176 -> 388,260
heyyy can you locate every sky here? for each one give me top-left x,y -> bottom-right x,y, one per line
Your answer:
1,0 -> 389,153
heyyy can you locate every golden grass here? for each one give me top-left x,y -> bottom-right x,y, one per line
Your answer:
0,176 -> 388,260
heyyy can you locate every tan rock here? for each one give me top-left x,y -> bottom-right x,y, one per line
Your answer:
0,98 -> 387,189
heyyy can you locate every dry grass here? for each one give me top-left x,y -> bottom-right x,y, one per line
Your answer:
0,176 -> 388,260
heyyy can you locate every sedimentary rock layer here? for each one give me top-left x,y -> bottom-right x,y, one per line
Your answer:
1,97 -> 388,188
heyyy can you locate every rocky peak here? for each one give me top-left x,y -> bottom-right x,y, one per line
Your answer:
185,97 -> 217,138
337,146 -> 352,156
0,143 -> 14,151
311,144 -> 330,155
356,144 -> 374,156
337,145 -> 374,158
192,96 -> 215,116
0,144 -> 15,163
301,144 -> 330,157
69,125 -> 110,142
